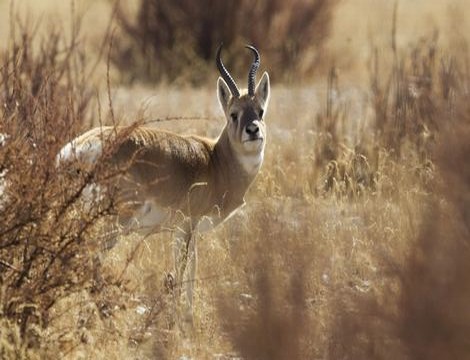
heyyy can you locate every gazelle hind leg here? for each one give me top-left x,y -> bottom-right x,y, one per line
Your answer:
173,222 -> 197,329
185,232 -> 197,317
92,219 -> 121,290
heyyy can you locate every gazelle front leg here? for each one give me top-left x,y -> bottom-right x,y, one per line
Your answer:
173,219 -> 198,327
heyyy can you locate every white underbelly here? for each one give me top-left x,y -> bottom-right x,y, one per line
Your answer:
130,199 -> 170,233
135,200 -> 170,228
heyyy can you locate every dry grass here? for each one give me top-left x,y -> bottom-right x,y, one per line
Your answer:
0,1 -> 469,359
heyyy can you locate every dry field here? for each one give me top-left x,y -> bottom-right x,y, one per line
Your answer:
0,1 -> 469,359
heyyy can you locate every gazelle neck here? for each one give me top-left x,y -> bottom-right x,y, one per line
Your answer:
214,127 -> 264,182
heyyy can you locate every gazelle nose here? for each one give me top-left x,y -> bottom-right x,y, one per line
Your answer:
246,123 -> 259,135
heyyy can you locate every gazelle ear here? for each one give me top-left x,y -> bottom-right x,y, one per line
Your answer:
217,77 -> 231,113
255,72 -> 270,106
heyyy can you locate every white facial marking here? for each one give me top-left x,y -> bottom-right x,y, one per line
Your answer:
237,149 -> 264,175
240,131 -> 256,143
242,138 -> 264,152
240,119 -> 263,143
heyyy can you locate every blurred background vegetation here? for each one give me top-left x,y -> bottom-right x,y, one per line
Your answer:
113,0 -> 338,84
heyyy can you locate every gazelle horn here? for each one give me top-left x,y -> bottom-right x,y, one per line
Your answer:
245,45 -> 260,97
216,43 -> 240,98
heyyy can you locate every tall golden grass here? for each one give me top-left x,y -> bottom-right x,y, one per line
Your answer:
0,1 -> 469,359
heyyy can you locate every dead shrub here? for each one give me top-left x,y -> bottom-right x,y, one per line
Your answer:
0,13 -> 133,355
114,0 -> 339,84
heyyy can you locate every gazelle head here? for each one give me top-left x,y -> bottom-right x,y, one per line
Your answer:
216,44 -> 270,158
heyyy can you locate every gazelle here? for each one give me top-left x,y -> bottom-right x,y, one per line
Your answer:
58,44 -> 270,322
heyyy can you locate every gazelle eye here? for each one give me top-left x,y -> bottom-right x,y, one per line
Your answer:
230,113 -> 237,122
259,109 -> 264,119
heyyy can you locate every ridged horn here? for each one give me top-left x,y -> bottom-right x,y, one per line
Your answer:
216,43 -> 240,98
245,45 -> 260,97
